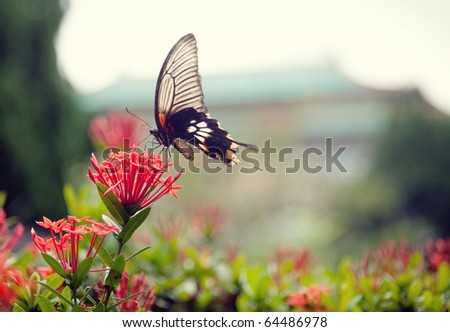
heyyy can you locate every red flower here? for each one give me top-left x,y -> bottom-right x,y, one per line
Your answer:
287,285 -> 331,312
114,272 -> 156,312
0,209 -> 24,253
31,216 -> 118,275
0,256 -> 20,311
88,151 -> 182,214
425,238 -> 450,271
353,239 -> 415,280
0,209 -> 25,310
372,240 -> 411,275
89,111 -> 145,150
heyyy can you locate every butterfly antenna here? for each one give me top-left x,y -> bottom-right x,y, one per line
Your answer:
126,107 -> 152,128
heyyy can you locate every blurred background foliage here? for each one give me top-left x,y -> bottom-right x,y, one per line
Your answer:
0,1 -> 449,266
0,1 -> 89,222
373,113 -> 450,236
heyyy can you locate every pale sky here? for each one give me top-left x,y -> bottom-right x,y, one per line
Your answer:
56,0 -> 450,112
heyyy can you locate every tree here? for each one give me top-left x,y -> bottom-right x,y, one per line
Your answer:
0,1 -> 88,222
373,113 -> 450,236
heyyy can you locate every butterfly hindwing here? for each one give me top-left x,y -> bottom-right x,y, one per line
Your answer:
166,108 -> 249,165
173,138 -> 194,161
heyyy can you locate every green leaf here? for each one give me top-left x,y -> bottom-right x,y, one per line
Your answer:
11,250 -> 35,270
63,184 -> 78,216
347,293 -> 364,311
42,274 -> 65,298
61,286 -> 72,311
29,271 -> 41,306
0,191 -> 6,208
407,278 -> 423,303
422,290 -> 433,309
436,262 -> 449,293
12,306 -> 26,312
37,295 -> 56,312
71,257 -> 94,289
71,305 -> 85,312
117,207 -> 151,246
79,286 -> 96,305
431,294 -> 444,311
102,214 -> 120,229
38,282 -> 72,307
94,303 -> 106,312
96,182 -> 129,225
126,245 -> 152,262
41,253 -> 70,279
197,289 -> 213,310
104,255 -> 126,289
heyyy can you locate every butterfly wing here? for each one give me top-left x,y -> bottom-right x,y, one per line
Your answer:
153,34 -> 258,165
154,33 -> 206,134
167,108 -> 258,165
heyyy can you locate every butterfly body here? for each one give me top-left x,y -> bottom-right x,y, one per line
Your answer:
151,34 -> 258,165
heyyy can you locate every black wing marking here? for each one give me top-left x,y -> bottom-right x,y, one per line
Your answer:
154,33 -> 206,131
166,108 -> 258,165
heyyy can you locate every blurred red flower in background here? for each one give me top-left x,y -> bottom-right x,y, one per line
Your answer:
89,111 -> 146,150
191,205 -> 225,241
274,246 -> 311,273
0,209 -> 24,253
425,238 -> 450,271
154,215 -> 185,242
0,209 -> 25,310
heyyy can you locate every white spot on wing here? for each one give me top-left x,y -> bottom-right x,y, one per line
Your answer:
229,154 -> 240,166
197,121 -> 207,128
199,143 -> 209,153
196,131 -> 210,138
187,126 -> 197,133
194,135 -> 205,143
190,120 -> 196,124
200,128 -> 212,133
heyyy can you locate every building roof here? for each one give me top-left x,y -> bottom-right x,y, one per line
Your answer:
76,66 -> 375,111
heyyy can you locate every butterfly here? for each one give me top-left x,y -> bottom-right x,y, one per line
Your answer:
150,33 -> 258,165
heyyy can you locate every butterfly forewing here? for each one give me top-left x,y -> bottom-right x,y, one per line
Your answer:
155,34 -> 205,123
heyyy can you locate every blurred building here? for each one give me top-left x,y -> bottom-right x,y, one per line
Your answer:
77,65 -> 444,179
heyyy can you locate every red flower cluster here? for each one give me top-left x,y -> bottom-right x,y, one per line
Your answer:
154,216 -> 185,242
371,240 -> 411,275
286,285 -> 330,312
274,246 -> 311,273
0,209 -> 25,310
115,272 -> 156,312
31,216 -> 117,275
88,151 -> 182,214
89,111 -> 146,150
